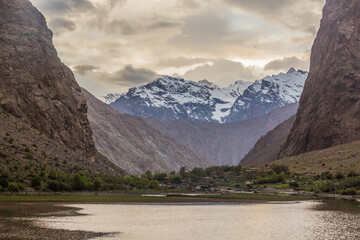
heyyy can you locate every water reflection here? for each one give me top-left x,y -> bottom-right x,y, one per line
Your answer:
39,201 -> 360,240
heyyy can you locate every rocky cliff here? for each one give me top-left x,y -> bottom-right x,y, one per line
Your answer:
83,88 -> 215,174
0,0 -> 96,158
146,103 -> 298,166
280,0 -> 360,158
241,116 -> 295,166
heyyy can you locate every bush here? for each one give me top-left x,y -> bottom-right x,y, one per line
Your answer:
49,169 -> 59,180
72,173 -> 88,191
7,183 -> 19,192
335,172 -> 344,180
342,188 -> 357,196
319,181 -> 335,193
257,173 -> 285,184
47,180 -> 61,192
148,180 -> 159,189
170,174 -> 182,184
289,181 -> 299,189
0,178 -> 9,189
153,173 -> 167,182
31,176 -> 42,188
93,177 -> 103,191
348,170 -> 358,177
270,164 -> 290,175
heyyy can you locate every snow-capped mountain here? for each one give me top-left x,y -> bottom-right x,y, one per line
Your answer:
101,93 -> 123,104
109,68 -> 308,123
225,68 -> 308,122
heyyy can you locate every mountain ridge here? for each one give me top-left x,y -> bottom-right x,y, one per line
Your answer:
109,69 -> 307,123
83,88 -> 215,174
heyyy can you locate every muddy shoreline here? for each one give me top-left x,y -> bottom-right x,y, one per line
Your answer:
0,202 -> 112,240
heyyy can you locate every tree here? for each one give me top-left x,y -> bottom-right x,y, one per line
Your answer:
31,176 -> 42,188
72,172 -> 88,191
93,177 -> 103,191
179,167 -> 188,178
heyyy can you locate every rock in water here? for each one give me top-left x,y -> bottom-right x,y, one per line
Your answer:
0,0 -> 96,157
280,0 -> 360,158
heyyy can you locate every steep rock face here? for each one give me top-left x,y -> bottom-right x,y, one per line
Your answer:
280,0 -> 360,158
146,103 -> 298,166
0,0 -> 96,157
225,69 -> 307,122
83,88 -> 215,174
241,115 -> 295,166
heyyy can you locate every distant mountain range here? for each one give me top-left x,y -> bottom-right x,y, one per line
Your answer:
106,68 -> 308,123
83,88 -> 214,174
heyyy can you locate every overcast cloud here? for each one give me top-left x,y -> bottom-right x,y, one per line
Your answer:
30,0 -> 325,97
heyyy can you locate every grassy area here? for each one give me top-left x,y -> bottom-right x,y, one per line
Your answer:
272,140 -> 360,175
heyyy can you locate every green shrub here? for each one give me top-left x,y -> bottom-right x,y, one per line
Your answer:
170,174 -> 182,184
72,173 -> 88,191
289,181 -> 299,189
0,178 -> 9,189
342,188 -> 357,195
257,173 -> 285,184
93,177 -> 103,191
49,169 -> 59,180
270,164 -> 290,175
31,176 -> 42,188
148,180 -> 159,189
153,173 -> 167,182
348,170 -> 358,177
7,183 -> 19,192
335,172 -> 344,180
319,181 -> 335,193
47,180 -> 60,192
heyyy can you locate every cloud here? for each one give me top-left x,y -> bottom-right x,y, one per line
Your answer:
104,17 -> 183,35
177,0 -> 201,9
264,57 -> 310,72
103,65 -> 157,87
222,0 -> 324,33
49,18 -> 76,34
182,59 -> 257,85
157,57 -> 210,68
73,65 -> 99,75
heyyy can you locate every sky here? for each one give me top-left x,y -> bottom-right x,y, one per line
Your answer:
30,0 -> 325,98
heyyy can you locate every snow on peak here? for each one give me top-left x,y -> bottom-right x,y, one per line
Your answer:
101,93 -> 122,104
109,69 -> 308,123
198,79 -> 219,89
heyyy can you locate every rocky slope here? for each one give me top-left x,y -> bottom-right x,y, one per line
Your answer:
83,88 -> 215,174
274,140 -> 360,175
0,108 -> 120,176
146,103 -> 298,166
241,116 -> 295,166
280,0 -> 360,158
0,0 -> 96,158
110,69 -> 306,123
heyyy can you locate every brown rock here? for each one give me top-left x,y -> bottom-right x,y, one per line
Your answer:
280,0 -> 360,158
83,88 -> 215,174
0,0 -> 96,157
241,115 -> 295,166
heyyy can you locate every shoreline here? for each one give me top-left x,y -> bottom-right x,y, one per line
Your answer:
0,193 -> 359,240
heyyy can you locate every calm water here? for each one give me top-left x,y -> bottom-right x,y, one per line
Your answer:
39,200 -> 360,240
